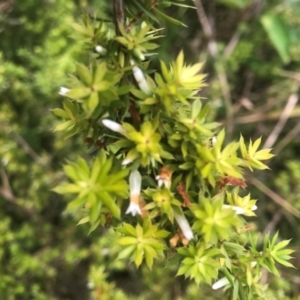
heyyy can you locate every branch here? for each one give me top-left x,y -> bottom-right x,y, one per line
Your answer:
113,0 -> 125,35
193,0 -> 233,134
249,176 -> 300,218
0,168 -> 35,216
126,0 -> 159,32
275,120 -> 300,154
263,92 -> 299,149
0,168 -> 16,202
10,130 -> 43,164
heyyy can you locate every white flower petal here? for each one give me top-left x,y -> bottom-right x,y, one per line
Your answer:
212,277 -> 229,290
157,178 -> 163,187
129,170 -> 142,196
102,119 -> 126,135
122,158 -> 134,165
130,60 -> 151,94
223,204 -> 258,214
251,261 -> 257,268
251,204 -> 258,211
125,202 -> 142,216
210,136 -> 217,147
174,212 -> 194,240
95,45 -> 107,55
59,87 -> 70,96
223,204 -> 245,215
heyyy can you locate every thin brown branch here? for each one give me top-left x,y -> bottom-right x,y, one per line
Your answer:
0,168 -> 16,202
263,210 -> 282,235
113,0 -> 125,35
224,29 -> 242,58
193,0 -> 233,134
235,107 -> 300,124
274,121 -> 300,154
10,131 -> 43,164
0,168 -> 35,216
263,92 -> 299,149
126,0 -> 159,32
249,176 -> 300,218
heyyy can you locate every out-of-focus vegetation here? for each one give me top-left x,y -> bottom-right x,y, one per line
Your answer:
0,0 -> 300,299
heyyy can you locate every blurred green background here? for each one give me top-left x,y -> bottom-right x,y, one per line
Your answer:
1,0 -> 300,299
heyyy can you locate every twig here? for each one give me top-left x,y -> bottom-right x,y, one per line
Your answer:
224,29 -> 242,58
263,210 -> 282,235
263,93 -> 299,149
249,176 -> 300,218
0,168 -> 16,202
0,168 -> 35,216
275,121 -> 300,154
235,107 -> 300,124
88,14 -> 113,23
126,0 -> 159,32
113,0 -> 125,35
193,0 -> 233,134
10,131 -> 43,164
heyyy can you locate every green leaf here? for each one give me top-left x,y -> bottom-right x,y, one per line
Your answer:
54,120 -> 74,131
66,194 -> 88,211
67,87 -> 91,100
117,245 -> 136,259
76,64 -> 93,86
119,237 -> 137,245
153,8 -> 187,27
94,62 -> 107,83
261,14 -> 291,64
100,192 -> 120,219
233,280 -> 239,300
191,99 -> 202,120
135,244 -> 144,267
77,216 -> 90,225
52,108 -> 69,119
89,193 -> 101,223
133,1 -> 159,23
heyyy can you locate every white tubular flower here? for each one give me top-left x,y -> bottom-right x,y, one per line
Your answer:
212,277 -> 230,290
122,158 -> 134,166
102,119 -> 126,135
126,170 -> 142,216
223,204 -> 257,215
174,212 -> 194,240
155,166 -> 173,189
223,204 -> 245,215
130,60 -> 151,94
212,261 -> 257,290
209,136 -> 217,147
251,205 -> 258,211
95,45 -> 107,55
251,261 -> 257,268
59,87 -> 70,96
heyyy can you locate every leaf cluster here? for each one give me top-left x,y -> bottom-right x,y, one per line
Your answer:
53,1 -> 294,298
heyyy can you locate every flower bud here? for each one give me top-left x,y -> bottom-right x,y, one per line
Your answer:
95,45 -> 107,55
102,119 -> 126,135
59,87 -> 70,96
130,60 -> 151,94
174,212 -> 193,240
126,170 -> 142,216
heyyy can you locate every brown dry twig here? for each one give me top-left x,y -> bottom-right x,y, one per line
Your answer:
193,0 -> 233,134
263,92 -> 299,149
126,0 -> 159,32
249,176 -> 300,218
177,181 -> 191,207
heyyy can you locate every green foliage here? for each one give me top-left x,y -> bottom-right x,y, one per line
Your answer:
53,1 -> 295,299
176,242 -> 221,284
54,150 -> 129,229
2,0 -> 299,298
117,219 -> 169,268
